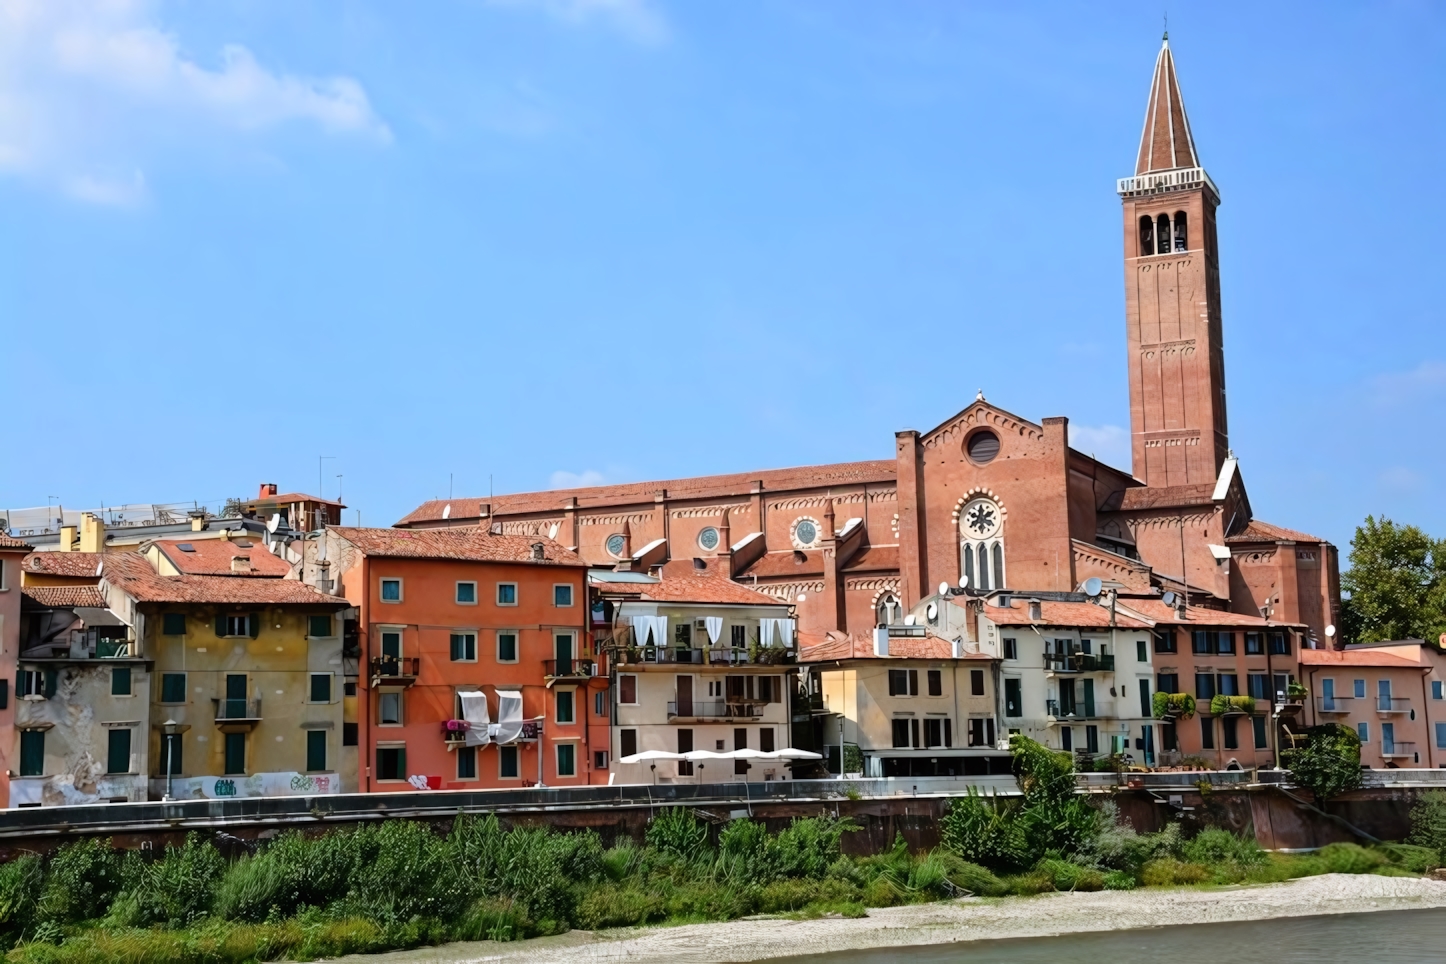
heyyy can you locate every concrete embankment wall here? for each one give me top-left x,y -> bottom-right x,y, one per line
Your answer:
0,772 -> 1438,859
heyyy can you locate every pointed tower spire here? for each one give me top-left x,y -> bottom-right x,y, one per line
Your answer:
1135,36 -> 1199,175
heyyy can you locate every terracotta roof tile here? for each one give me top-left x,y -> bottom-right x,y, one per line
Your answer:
1119,483 -> 1216,511
1226,519 -> 1326,545
1115,598 -> 1304,628
592,561 -> 787,607
984,600 -> 1151,630
0,534 -> 34,550
244,492 -> 344,508
394,460 -> 897,526
738,550 -> 824,579
153,539 -> 292,577
22,586 -> 108,609
331,526 -> 585,566
1136,39 -> 1200,175
1299,648 -> 1423,668
799,631 -> 989,662
842,545 -> 898,572
102,553 -> 342,606
23,552 -> 107,577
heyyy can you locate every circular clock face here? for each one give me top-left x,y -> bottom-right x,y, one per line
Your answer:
794,519 -> 818,547
961,498 -> 1001,539
606,534 -> 625,557
698,526 -> 720,550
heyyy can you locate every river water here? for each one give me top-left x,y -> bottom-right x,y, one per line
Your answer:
781,909 -> 1446,964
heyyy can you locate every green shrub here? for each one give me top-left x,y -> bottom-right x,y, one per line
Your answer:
939,791 -> 1027,871
36,839 -> 125,926
1102,870 -> 1137,890
1181,828 -> 1266,868
769,816 -> 856,880
645,808 -> 709,859
717,819 -> 770,881
1317,842 -> 1387,874
340,820 -> 472,925
1284,724 -> 1362,802
574,885 -> 666,929
107,833 -> 226,928
0,855 -> 42,943
1153,692 -> 1196,720
1001,872 -> 1054,895
1035,858 -> 1104,892
1376,842 -> 1439,873
1140,858 -> 1209,886
1407,790 -> 1446,860
600,840 -> 642,882
1079,805 -> 1182,872
940,858 -> 1007,897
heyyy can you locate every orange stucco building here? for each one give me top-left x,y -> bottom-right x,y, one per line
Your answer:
314,527 -> 604,791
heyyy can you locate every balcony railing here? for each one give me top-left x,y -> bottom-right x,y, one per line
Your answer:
1382,741 -> 1417,759
1316,696 -> 1354,714
1043,653 -> 1115,674
213,698 -> 262,724
706,648 -> 752,666
543,658 -> 597,678
615,647 -> 705,665
370,657 -> 420,685
1045,699 -> 1113,721
1377,697 -> 1411,714
667,700 -> 765,720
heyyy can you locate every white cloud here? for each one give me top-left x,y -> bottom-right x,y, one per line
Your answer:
1377,466 -> 1424,494
1368,360 -> 1446,411
488,0 -> 668,45
549,469 -> 608,489
0,0 -> 389,203
1068,423 -> 1131,470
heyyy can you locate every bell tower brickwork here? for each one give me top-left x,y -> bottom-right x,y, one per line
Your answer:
1120,37 -> 1229,489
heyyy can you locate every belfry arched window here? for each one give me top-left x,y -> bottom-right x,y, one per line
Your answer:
876,593 -> 901,627
1155,214 -> 1171,255
1139,216 -> 1154,257
1172,211 -> 1188,251
959,497 -> 1006,592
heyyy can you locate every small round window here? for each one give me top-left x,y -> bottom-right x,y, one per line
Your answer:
698,526 -> 720,551
966,429 -> 1001,464
605,534 -> 626,557
794,519 -> 818,547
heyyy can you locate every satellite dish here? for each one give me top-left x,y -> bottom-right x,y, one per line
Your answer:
938,581 -> 950,597
926,602 -> 938,620
958,575 -> 969,589
442,504 -> 452,520
1325,624 -> 1336,638
1162,591 -> 1178,606
267,513 -> 281,533
1083,577 -> 1103,598
903,614 -> 916,626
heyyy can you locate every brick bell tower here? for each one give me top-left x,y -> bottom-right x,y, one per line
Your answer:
1119,36 -> 1228,490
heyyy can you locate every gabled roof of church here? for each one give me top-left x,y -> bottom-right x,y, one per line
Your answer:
1136,37 -> 1200,175
1225,519 -> 1326,545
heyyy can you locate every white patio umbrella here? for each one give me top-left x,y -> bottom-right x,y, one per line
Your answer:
682,750 -> 732,762
616,750 -> 684,765
771,748 -> 823,760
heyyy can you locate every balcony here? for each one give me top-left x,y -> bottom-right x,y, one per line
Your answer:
1377,697 -> 1411,715
1045,699 -> 1113,722
1316,696 -> 1354,715
615,647 -> 705,666
667,700 -> 765,720
369,656 -> 420,688
213,698 -> 262,732
706,648 -> 753,666
544,658 -> 598,680
1382,741 -> 1417,761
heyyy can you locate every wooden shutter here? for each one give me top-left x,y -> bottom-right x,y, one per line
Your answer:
247,614 -> 260,639
215,615 -> 227,637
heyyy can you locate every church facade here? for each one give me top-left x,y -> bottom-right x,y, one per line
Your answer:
396,39 -> 1339,655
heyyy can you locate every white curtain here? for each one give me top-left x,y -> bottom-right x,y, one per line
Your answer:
779,619 -> 795,649
492,690 -> 524,744
629,615 -> 654,645
704,616 -> 723,645
459,691 -> 491,747
760,619 -> 775,647
652,616 -> 669,649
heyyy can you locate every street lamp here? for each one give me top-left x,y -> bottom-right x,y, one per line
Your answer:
161,719 -> 189,802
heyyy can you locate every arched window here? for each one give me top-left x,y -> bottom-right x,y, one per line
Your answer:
959,497 -> 1005,593
876,593 -> 901,627
1155,214 -> 1172,255
1172,211 -> 1188,251
1139,215 -> 1154,257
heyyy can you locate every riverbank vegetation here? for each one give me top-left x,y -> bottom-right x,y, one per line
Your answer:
2,738 -> 1440,963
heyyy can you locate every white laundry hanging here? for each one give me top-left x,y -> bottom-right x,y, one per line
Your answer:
704,616 -> 723,645
760,619 -> 775,647
492,690 -> 524,744
779,618 -> 795,649
459,691 -> 491,747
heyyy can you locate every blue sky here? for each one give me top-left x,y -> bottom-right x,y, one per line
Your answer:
2,1 -> 1443,554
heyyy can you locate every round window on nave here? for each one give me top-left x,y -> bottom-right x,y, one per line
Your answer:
606,534 -> 626,557
698,526 -> 720,551
966,429 -> 1001,464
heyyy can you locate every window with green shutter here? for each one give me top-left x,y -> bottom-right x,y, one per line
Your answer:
308,615 -> 332,638
161,673 -> 187,703
19,730 -> 44,776
224,732 -> 246,775
162,613 -> 187,635
107,728 -> 131,774
111,668 -> 131,696
306,730 -> 327,772
309,674 -> 331,703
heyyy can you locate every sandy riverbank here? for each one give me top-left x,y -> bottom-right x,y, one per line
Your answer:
340,874 -> 1446,964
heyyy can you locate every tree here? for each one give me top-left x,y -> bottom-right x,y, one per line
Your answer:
1284,724 -> 1362,803
1339,516 -> 1446,645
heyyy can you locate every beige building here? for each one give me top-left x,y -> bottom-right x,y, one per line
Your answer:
596,562 -> 800,784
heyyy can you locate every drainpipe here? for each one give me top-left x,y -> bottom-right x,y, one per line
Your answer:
1421,668 -> 1434,769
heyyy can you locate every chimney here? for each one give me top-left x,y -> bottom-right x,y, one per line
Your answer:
1028,598 -> 1042,621
58,524 -> 77,552
79,512 -> 106,553
231,554 -> 251,573
188,510 -> 206,532
259,483 -> 278,498
873,626 -> 890,657
530,542 -> 546,561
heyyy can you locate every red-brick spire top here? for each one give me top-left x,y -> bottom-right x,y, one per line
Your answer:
1135,36 -> 1199,175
